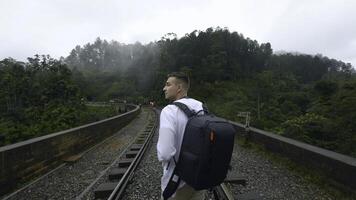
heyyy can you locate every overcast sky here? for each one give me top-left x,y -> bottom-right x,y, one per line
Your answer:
1,0 -> 355,67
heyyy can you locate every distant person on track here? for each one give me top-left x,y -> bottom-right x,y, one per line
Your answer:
157,72 -> 205,200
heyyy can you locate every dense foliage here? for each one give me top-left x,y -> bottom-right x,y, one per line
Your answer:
1,27 -> 355,157
0,56 -> 118,146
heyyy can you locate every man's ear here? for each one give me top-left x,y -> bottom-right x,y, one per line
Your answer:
177,84 -> 182,93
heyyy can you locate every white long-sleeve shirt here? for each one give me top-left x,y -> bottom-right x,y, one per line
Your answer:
157,98 -> 203,193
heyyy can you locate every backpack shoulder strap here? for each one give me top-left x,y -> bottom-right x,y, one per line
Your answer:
162,167 -> 181,200
172,102 -> 195,118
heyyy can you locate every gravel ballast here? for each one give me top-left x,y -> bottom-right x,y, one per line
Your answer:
227,138 -> 335,200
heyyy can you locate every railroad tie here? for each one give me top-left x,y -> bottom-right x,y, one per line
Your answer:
118,158 -> 134,168
130,144 -> 143,151
125,150 -> 139,158
135,139 -> 145,144
108,168 -> 127,181
94,182 -> 118,199
224,174 -> 247,186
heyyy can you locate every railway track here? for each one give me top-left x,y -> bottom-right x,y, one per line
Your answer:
89,117 -> 157,200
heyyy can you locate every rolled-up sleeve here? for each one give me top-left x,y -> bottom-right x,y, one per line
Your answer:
157,106 -> 176,162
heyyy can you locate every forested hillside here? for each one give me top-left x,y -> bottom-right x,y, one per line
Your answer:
1,27 -> 355,157
0,56 -> 118,146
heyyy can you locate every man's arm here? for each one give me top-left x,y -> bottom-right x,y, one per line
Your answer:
157,106 -> 177,162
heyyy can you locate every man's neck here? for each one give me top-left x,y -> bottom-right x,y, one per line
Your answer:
174,93 -> 188,101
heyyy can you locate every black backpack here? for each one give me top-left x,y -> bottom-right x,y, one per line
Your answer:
163,102 -> 236,200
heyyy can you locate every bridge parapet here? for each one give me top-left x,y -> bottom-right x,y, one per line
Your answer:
230,121 -> 356,193
0,104 -> 140,196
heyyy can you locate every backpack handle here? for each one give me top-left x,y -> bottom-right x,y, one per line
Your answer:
195,109 -> 205,115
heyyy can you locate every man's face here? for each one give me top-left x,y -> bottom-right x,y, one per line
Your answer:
163,77 -> 179,101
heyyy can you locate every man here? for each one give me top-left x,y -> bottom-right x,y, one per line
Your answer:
157,72 -> 205,200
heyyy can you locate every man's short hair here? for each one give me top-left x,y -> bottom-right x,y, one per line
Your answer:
167,72 -> 190,91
